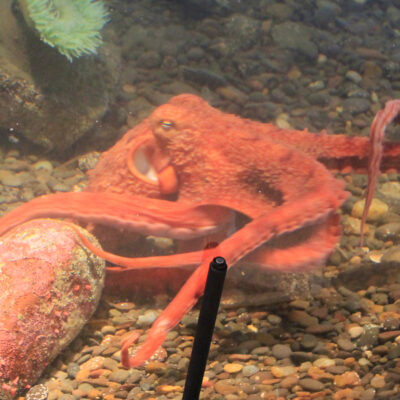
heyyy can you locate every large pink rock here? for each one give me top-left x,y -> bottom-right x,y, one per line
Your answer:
0,219 -> 105,397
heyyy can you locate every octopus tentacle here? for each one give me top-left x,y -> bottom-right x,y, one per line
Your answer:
0,192 -> 232,239
122,179 -> 346,366
361,100 -> 400,244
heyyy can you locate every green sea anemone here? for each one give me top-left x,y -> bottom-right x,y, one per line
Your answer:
19,0 -> 110,62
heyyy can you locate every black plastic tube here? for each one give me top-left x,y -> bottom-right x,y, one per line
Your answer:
182,256 -> 228,400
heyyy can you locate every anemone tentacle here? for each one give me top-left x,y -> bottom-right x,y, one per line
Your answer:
20,0 -> 109,61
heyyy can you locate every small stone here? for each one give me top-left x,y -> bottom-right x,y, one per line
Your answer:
0,170 -> 23,187
112,302 -> 135,311
300,334 -> 318,350
32,160 -> 53,172
334,371 -> 361,387
214,380 -> 237,395
275,113 -> 293,129
77,383 -> 94,394
309,80 -> 325,90
337,337 -> 355,352
156,385 -> 183,393
352,198 -> 388,222
26,384 -> 48,400
228,354 -> 252,362
216,86 -> 247,105
287,66 -> 302,79
343,98 -> 371,115
347,325 -> 364,339
101,325 -> 116,335
361,388 -> 377,400
342,216 -> 362,235
280,374 -> 299,388
224,363 -> 243,374
290,300 -> 310,310
357,325 -> 380,347
80,356 -> 105,371
370,374 -> 385,389
271,365 -> 297,378
345,70 -> 363,84
379,330 -> 400,341
66,362 -> 80,379
88,389 -> 102,399
288,310 -> 318,327
108,368 -> 131,383
87,388 -> 101,400
271,344 -> 292,359
316,52 -> 327,63
75,369 -> 90,382
58,395 -> 75,400
145,361 -> 167,374
299,378 -> 325,392
306,323 -> 335,334
381,246 -> 400,264
313,358 -> 335,368
388,345 -> 400,359
251,346 -> 270,355
375,222 -> 400,241
242,365 -> 259,377
127,370 -> 142,384
267,314 -> 282,325
136,310 -> 158,327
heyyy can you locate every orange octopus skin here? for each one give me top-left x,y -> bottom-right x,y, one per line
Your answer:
0,95 -> 399,370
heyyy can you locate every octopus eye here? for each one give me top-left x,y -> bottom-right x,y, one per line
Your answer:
160,120 -> 174,130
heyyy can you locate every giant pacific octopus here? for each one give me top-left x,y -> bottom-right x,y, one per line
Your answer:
0,94 -> 399,368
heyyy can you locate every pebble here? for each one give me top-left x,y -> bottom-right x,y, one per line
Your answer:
381,245 -> 400,263
375,222 -> 400,241
313,358 -> 335,369
280,374 -> 299,388
66,363 -> 80,379
347,325 -> 364,339
223,363 -> 243,374
334,371 -> 361,387
345,70 -> 363,84
288,310 -> 318,327
101,325 -> 116,335
26,384 -> 48,400
271,21 -> 318,60
242,365 -> 259,377
270,365 -> 297,378
271,344 -> 292,359
299,378 -> 325,392
214,380 -> 237,395
108,369 -> 131,383
300,334 -> 318,350
156,385 -> 182,394
32,160 -> 53,172
136,310 -> 158,327
0,170 -> 23,187
80,356 -> 105,371
337,337 -> 355,352
352,198 -> 389,222
343,98 -> 371,115
112,302 -> 135,311
145,361 -> 167,374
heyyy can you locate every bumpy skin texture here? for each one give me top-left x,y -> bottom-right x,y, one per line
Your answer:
0,219 -> 105,397
88,94 -> 400,277
87,95 -> 400,367
0,95 -> 399,370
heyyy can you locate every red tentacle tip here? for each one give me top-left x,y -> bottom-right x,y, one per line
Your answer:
121,331 -> 141,368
